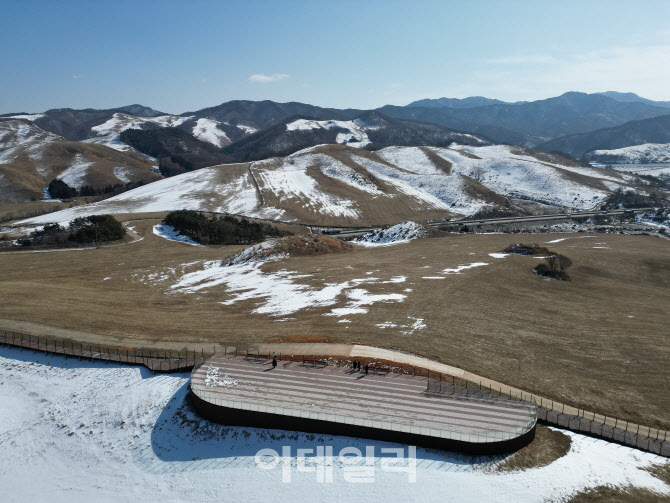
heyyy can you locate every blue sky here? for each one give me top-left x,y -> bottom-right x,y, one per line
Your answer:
1,0 -> 670,113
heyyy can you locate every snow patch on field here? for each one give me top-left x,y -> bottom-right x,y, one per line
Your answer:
164,260 -> 406,317
1,348 -> 668,502
355,221 -> 428,246
152,224 -> 202,246
192,118 -> 230,147
588,143 -> 670,164
442,262 -> 489,274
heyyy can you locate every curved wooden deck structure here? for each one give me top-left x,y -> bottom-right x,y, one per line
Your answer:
190,355 -> 537,454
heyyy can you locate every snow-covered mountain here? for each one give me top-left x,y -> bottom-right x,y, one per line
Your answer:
218,111 -> 488,163
21,144 -> 643,227
586,143 -> 670,165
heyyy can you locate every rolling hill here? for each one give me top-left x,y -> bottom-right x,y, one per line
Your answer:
20,143 -> 643,227
0,120 -> 161,201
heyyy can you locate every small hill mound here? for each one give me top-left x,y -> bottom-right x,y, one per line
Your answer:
355,221 -> 430,246
225,234 -> 352,266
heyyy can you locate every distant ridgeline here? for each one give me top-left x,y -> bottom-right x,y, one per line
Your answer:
164,210 -> 288,246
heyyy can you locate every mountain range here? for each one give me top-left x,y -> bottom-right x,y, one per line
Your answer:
1,90 -> 670,209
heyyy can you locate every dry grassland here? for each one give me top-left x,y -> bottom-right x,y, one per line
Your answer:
0,218 -> 668,429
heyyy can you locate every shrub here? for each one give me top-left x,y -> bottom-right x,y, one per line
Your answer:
534,253 -> 573,281
502,243 -> 550,256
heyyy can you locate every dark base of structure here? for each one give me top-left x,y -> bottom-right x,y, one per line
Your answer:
190,392 -> 536,455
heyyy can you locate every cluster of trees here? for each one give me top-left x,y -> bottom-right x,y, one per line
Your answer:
48,178 -> 146,200
534,253 -> 573,281
120,128 -> 227,177
164,210 -> 287,245
18,215 -> 126,247
601,189 -> 667,210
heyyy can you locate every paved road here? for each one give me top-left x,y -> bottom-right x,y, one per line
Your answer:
331,207 -> 656,238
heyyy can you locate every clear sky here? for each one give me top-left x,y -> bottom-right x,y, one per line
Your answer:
2,0 -> 669,114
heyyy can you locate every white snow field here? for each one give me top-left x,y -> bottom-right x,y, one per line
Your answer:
286,119 -> 373,148
587,143 -> 670,165
1,347 -> 668,502
20,144 -> 643,227
192,118 -> 231,147
165,259 -> 407,318
56,154 -> 93,188
85,112 -> 192,152
355,221 -> 429,246
152,224 -> 202,246
0,120 -> 63,165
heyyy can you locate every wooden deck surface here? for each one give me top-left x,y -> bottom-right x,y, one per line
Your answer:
191,355 -> 536,443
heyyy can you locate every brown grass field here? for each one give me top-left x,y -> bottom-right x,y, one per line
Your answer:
0,216 -> 669,430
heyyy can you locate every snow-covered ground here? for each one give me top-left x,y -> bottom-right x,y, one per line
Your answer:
165,260 -> 407,318
85,113 -> 192,152
0,120 -> 63,165
587,143 -> 670,165
1,347 -> 668,502
192,118 -> 230,148
152,224 -> 202,246
286,119 -> 372,148
56,154 -> 93,188
355,222 -> 429,247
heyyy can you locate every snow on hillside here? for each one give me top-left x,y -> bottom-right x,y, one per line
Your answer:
192,118 -> 230,147
3,113 -> 45,121
431,145 -> 616,208
587,143 -> 670,165
113,166 -> 131,183
86,112 -> 192,151
56,154 -> 93,188
2,347 -> 668,502
287,148 -> 382,195
286,119 -> 372,148
20,144 -> 645,227
252,154 -> 361,218
235,123 -> 258,135
0,120 -> 63,164
355,221 -> 429,246
21,166 -> 260,226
